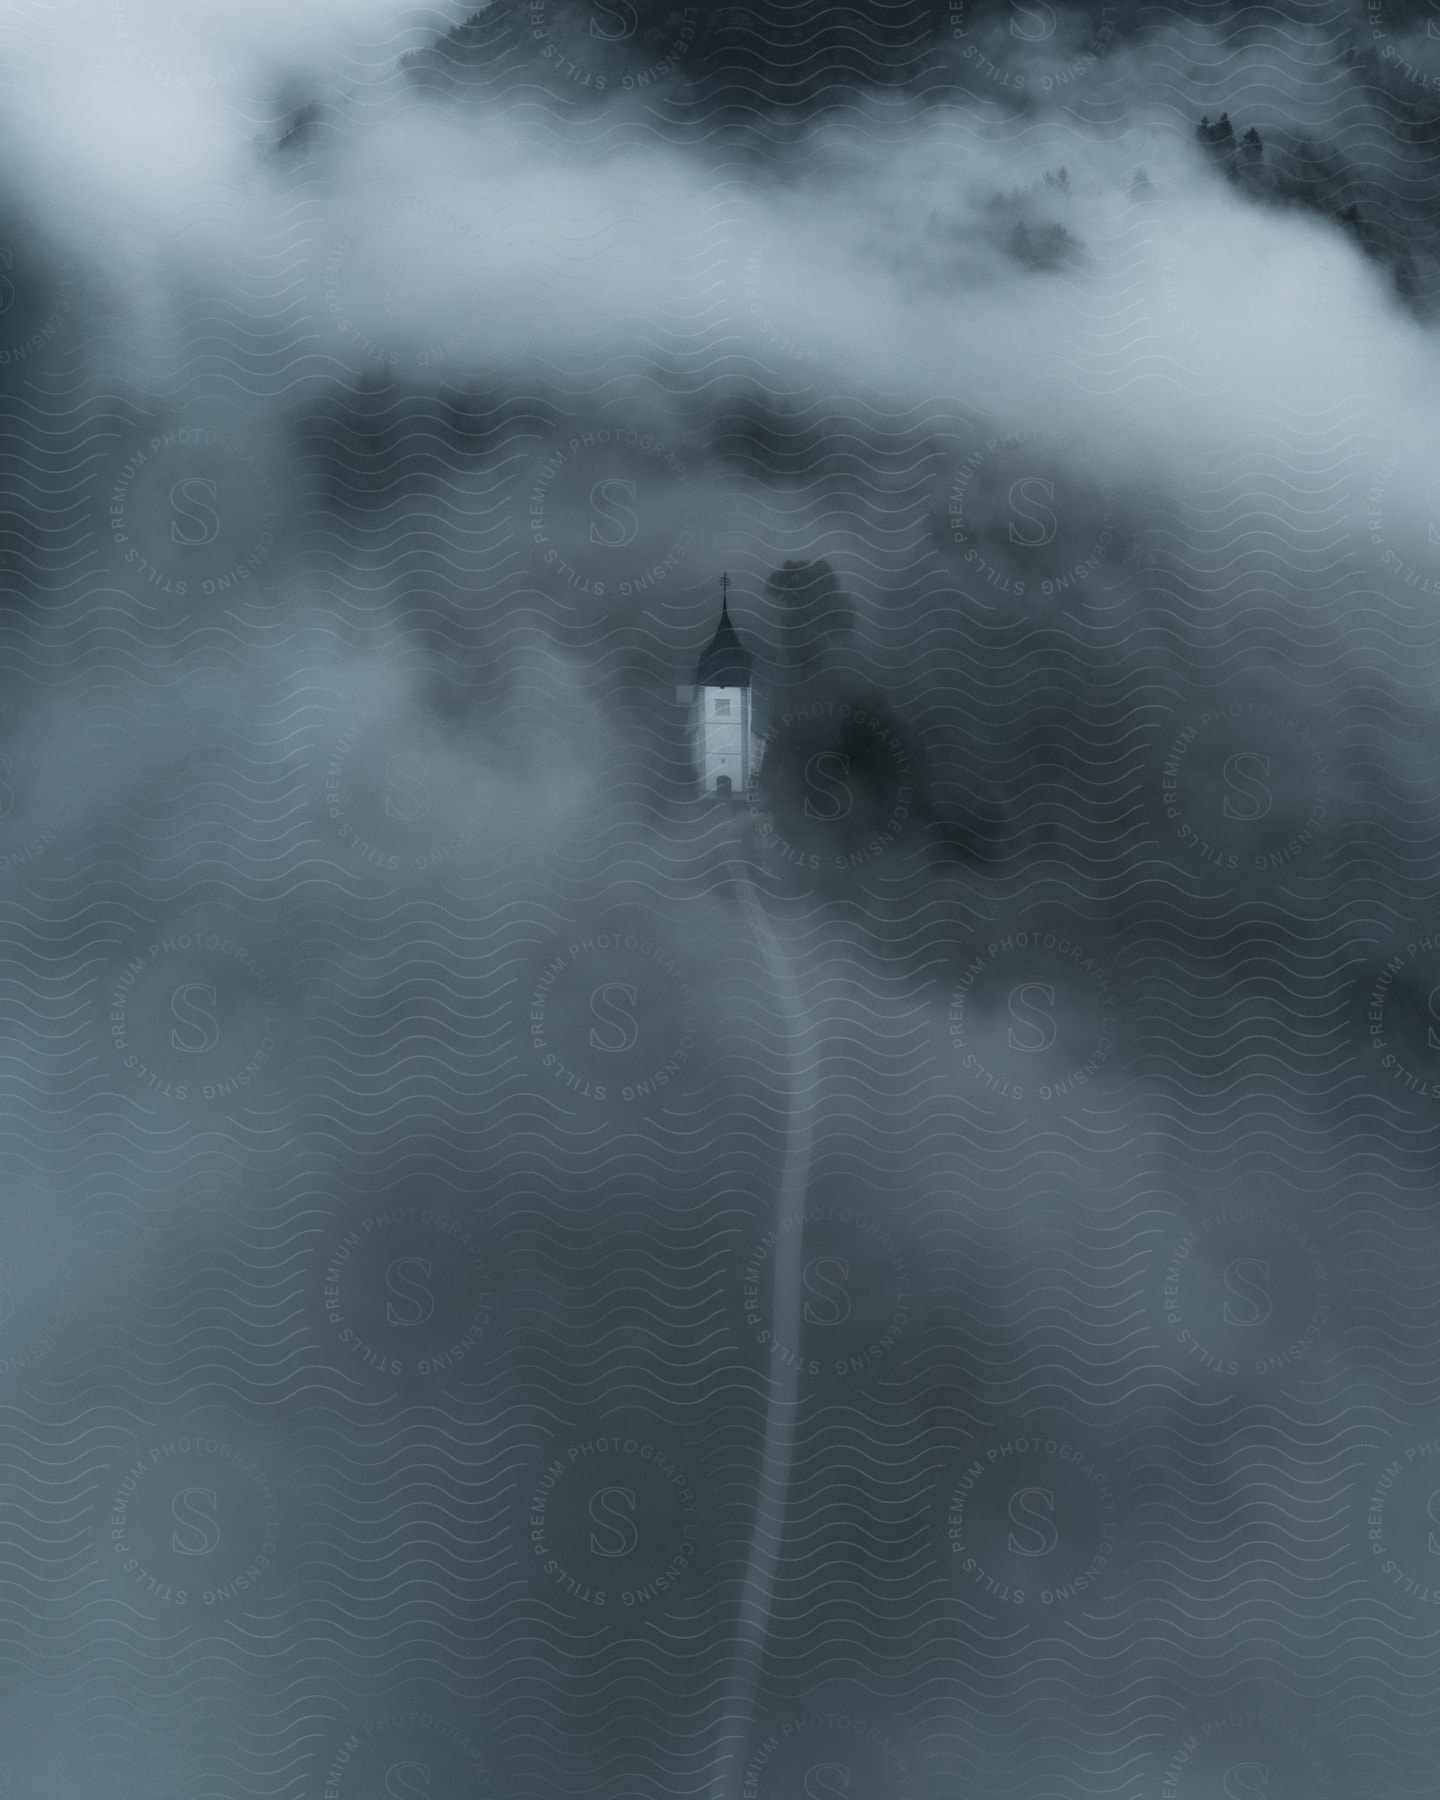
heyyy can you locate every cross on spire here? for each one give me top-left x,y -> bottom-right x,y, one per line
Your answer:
693,573 -> 752,688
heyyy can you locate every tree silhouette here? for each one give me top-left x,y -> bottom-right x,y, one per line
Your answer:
1008,220 -> 1078,271
1197,112 -> 1236,158
1189,112 -> 1423,316
763,558 -> 855,683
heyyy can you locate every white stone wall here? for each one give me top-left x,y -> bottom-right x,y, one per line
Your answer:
676,680 -> 763,795
676,685 -> 765,794
699,684 -> 747,792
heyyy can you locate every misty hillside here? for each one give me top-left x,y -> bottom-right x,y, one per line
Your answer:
0,1 -> 1438,1799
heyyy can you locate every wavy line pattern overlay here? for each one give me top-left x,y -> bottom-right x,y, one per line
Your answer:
0,0 -> 1439,1795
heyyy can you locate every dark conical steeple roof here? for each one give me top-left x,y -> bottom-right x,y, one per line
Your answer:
694,586 -> 752,688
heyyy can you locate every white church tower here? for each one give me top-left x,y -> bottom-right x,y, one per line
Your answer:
678,574 -> 765,799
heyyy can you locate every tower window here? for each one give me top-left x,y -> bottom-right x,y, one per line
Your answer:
713,696 -> 731,715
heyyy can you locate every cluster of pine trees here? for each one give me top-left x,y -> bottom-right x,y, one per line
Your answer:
1195,110 -> 1421,302
400,2 -> 941,111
